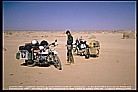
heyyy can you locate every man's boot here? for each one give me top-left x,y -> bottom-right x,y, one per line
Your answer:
65,56 -> 71,65
67,56 -> 69,63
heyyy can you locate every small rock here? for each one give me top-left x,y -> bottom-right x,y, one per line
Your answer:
10,73 -> 13,76
39,72 -> 42,74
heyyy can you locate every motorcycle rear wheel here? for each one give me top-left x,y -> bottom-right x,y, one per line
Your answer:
85,54 -> 90,59
25,59 -> 36,67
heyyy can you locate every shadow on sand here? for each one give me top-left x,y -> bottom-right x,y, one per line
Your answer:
21,62 -> 51,67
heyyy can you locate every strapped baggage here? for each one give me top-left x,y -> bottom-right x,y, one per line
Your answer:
88,40 -> 100,57
89,40 -> 100,49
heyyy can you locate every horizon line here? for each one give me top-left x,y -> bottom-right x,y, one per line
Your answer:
3,29 -> 135,31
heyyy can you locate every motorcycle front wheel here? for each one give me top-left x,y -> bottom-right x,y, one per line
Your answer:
54,55 -> 62,70
85,48 -> 90,59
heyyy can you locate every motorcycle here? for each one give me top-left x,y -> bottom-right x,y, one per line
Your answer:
16,39 -> 62,70
72,38 -> 88,56
73,38 -> 100,59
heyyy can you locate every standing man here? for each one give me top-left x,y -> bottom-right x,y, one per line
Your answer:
66,30 -> 74,64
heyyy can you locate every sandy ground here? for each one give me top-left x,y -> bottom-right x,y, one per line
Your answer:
3,31 -> 136,90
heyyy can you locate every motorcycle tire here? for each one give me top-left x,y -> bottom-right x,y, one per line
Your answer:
54,55 -> 62,70
96,49 -> 99,57
25,59 -> 36,67
85,54 -> 90,59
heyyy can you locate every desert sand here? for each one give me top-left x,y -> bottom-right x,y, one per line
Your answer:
3,30 -> 136,90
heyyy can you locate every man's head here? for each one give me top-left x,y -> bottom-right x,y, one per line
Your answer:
66,30 -> 71,36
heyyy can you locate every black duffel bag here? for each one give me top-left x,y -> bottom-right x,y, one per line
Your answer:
19,46 -> 25,50
24,44 -> 32,53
